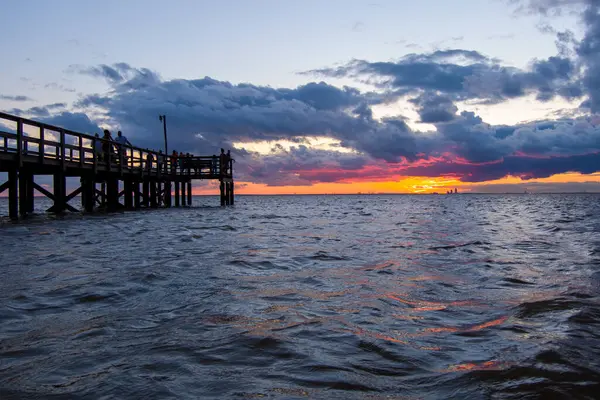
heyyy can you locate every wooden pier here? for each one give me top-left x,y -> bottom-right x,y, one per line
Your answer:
0,112 -> 234,220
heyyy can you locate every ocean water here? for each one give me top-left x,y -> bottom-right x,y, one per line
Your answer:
1,194 -> 600,399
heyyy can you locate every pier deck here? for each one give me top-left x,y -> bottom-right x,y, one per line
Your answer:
0,112 -> 235,220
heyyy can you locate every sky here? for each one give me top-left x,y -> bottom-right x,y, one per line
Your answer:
1,0 -> 600,194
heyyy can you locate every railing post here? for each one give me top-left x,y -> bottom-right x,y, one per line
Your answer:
118,144 -> 123,176
16,118 -> 23,167
78,136 -> 83,167
107,140 -> 111,172
39,127 -> 45,164
60,129 -> 66,171
92,137 -> 98,175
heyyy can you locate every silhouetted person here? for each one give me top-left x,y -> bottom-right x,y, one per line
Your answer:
114,130 -> 131,162
146,151 -> 154,171
102,129 -> 114,162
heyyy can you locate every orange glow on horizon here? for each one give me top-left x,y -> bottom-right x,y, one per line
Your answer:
189,172 -> 600,195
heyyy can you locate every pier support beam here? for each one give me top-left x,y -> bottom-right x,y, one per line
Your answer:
124,180 -> 133,210
181,181 -> 187,206
142,180 -> 149,208
150,181 -> 157,208
134,182 -> 141,209
220,180 -> 225,206
19,171 -> 33,217
81,177 -> 95,213
8,170 -> 18,220
174,181 -> 180,207
230,181 -> 234,205
106,178 -> 119,212
50,173 -> 66,214
165,181 -> 172,207
187,181 -> 192,206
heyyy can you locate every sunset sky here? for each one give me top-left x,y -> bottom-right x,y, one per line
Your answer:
1,0 -> 600,194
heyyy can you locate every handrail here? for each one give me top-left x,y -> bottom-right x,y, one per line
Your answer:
0,111 -> 234,178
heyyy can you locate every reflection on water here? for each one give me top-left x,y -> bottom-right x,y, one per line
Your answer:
1,194 -> 600,399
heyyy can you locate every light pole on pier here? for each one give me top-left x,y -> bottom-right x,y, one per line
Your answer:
159,115 -> 168,155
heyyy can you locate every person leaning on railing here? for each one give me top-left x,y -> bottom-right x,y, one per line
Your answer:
114,131 -> 131,163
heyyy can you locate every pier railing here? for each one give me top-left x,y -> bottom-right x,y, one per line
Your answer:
0,111 -> 233,179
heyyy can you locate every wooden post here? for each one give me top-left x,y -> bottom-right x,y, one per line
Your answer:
124,179 -> 133,209
165,181 -> 172,207
150,181 -> 157,208
142,180 -> 149,207
8,169 -> 18,220
16,119 -> 23,168
220,180 -> 225,206
81,177 -> 95,212
181,180 -> 186,206
174,181 -> 180,207
187,181 -> 192,206
230,181 -> 235,205
39,127 -> 45,164
134,182 -> 141,209
106,179 -> 119,212
52,173 -> 66,213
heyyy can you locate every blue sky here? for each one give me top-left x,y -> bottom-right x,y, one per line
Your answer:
1,0 -> 576,105
1,0 -> 600,193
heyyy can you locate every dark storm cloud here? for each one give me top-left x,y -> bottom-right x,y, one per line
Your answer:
304,48 -> 581,104
409,93 -> 458,123
402,152 -> 600,182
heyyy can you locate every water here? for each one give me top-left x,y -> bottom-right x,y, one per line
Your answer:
1,194 -> 600,399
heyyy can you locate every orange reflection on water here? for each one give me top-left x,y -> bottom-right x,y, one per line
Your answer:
341,325 -> 409,345
468,316 -> 508,331
414,315 -> 509,338
444,360 -> 506,373
385,294 -> 447,311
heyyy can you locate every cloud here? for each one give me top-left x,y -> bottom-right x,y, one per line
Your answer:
576,0 -> 600,113
42,59 -> 594,185
409,93 -> 458,123
24,0 -> 600,191
305,48 -> 581,104
510,0 -> 600,112
0,95 -> 32,102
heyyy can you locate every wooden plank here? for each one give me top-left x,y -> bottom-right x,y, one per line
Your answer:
32,181 -> 55,200
65,186 -> 83,202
